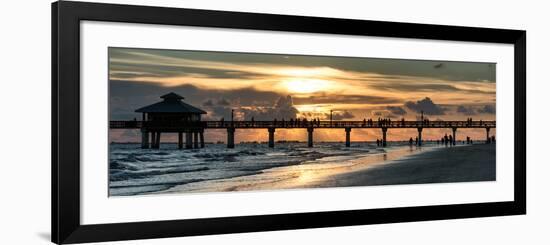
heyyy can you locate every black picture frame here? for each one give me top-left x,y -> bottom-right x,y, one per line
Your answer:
52,1 -> 526,244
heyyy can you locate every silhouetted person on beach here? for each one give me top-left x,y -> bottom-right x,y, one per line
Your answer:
409,137 -> 413,146
449,135 -> 453,146
444,134 -> 449,145
415,137 -> 418,146
376,139 -> 380,147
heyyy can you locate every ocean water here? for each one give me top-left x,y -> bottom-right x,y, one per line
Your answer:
109,142 -> 444,196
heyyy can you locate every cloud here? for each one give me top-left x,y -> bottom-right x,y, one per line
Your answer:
327,111 -> 355,120
404,97 -> 445,115
386,106 -> 407,115
109,80 -> 285,120
478,105 -> 496,114
456,105 -> 477,115
217,98 -> 231,106
201,99 -> 233,120
368,82 -> 495,95
110,47 -> 496,84
371,111 -> 384,116
293,94 -> 402,105
241,95 -> 299,120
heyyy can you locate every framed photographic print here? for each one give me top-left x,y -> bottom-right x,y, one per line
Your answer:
52,1 -> 526,244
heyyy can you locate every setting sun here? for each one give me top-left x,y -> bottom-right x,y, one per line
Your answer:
281,78 -> 332,94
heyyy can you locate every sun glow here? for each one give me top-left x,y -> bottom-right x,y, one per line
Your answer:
281,78 -> 332,94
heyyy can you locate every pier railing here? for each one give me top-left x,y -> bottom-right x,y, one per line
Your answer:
110,120 -> 496,129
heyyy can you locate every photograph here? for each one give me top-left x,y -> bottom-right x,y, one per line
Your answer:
108,47 -> 497,196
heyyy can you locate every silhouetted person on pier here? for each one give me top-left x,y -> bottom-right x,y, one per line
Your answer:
409,137 -> 413,146
220,117 -> 225,126
363,118 -> 366,127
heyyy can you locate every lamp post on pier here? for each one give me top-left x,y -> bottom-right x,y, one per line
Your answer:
330,109 -> 333,127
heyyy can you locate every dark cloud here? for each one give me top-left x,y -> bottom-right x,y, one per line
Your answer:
369,82 -> 494,95
327,111 -> 355,120
217,98 -> 231,106
478,105 -> 496,114
456,105 -> 477,115
241,95 -> 299,120
201,99 -> 235,120
386,106 -> 407,115
111,47 -> 496,83
404,97 -> 446,115
109,80 -> 283,120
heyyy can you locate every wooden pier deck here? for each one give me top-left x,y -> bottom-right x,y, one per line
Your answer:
109,120 -> 496,149
110,120 -> 496,129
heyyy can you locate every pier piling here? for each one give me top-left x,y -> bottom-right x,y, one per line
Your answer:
307,127 -> 314,147
382,127 -> 388,147
178,132 -> 183,149
141,129 -> 149,149
268,127 -> 275,148
193,132 -> 199,148
154,132 -> 161,149
417,128 -> 423,146
345,127 -> 351,147
200,131 -> 205,148
186,132 -> 193,149
227,128 -> 235,148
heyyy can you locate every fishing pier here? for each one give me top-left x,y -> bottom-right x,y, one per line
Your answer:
110,93 -> 496,149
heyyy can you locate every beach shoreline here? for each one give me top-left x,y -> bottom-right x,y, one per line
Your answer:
309,143 -> 496,188
157,143 -> 495,194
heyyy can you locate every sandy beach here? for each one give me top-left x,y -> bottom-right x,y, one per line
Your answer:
312,143 -> 496,188
158,143 -> 496,194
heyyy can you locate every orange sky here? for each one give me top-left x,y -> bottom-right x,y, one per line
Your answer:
109,48 -> 496,143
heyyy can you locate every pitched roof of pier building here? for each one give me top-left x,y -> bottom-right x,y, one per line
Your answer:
135,92 -> 207,114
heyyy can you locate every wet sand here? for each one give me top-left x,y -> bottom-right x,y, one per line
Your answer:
312,143 -> 496,188
161,144 -> 495,194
